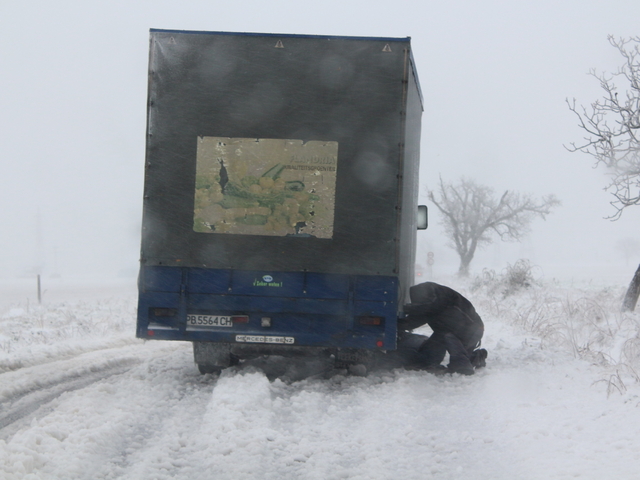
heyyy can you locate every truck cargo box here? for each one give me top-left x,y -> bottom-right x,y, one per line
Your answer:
137,29 -> 424,372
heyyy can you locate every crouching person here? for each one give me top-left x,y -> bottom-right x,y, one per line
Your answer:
398,282 -> 487,375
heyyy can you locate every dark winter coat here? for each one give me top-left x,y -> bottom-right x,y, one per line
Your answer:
401,282 -> 484,351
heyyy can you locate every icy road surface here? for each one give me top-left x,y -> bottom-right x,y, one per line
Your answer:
2,278 -> 640,479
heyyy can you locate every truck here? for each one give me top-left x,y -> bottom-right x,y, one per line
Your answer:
136,29 -> 426,374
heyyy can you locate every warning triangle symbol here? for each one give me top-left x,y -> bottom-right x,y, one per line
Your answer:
382,44 -> 392,52
275,40 -> 284,48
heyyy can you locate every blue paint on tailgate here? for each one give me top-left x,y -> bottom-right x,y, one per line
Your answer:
137,266 -> 398,350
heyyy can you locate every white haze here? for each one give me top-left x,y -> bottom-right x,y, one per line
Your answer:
1,0 -> 639,281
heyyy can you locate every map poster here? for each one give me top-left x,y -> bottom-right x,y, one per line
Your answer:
193,137 -> 338,238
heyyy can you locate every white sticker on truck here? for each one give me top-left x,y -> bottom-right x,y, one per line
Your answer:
235,335 -> 295,344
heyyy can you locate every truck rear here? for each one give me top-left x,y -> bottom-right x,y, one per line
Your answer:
136,29 -> 425,373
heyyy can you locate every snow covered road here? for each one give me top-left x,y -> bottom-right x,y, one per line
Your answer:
0,344 -> 156,438
2,334 -> 640,479
2,281 -> 640,479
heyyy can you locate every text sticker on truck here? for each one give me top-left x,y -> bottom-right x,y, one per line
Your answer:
236,335 -> 295,344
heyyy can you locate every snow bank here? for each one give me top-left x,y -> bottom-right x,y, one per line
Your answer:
465,267 -> 640,394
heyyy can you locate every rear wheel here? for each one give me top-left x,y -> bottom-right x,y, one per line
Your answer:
197,364 -> 222,375
229,353 -> 241,366
193,342 -> 240,375
334,348 -> 374,376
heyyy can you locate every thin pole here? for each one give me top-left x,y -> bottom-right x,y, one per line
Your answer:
37,274 -> 42,304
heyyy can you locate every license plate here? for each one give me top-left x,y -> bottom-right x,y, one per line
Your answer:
186,314 -> 233,328
236,335 -> 295,344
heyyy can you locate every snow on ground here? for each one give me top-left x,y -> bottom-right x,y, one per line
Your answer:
1,272 -> 640,479
0,277 -> 140,374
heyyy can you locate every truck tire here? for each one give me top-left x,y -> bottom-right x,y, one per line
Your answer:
197,364 -> 223,375
193,342 -> 238,375
334,349 -> 374,376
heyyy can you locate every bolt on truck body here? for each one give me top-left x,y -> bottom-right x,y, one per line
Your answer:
136,29 -> 426,373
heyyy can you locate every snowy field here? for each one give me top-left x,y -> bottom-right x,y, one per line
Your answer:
2,269 -> 640,479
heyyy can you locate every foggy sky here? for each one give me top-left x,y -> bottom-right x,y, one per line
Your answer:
1,0 -> 639,280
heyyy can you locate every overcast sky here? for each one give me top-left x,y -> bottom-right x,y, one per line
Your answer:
1,0 -> 639,281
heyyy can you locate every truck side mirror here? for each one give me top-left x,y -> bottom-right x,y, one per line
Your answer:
417,205 -> 428,230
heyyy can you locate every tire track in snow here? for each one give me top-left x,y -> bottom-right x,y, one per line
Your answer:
104,366 -> 219,479
24,346 -> 216,480
0,342 -> 182,442
0,360 -> 139,439
0,337 -> 143,375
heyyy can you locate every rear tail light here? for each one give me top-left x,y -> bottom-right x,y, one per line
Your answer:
231,315 -> 249,324
357,315 -> 384,326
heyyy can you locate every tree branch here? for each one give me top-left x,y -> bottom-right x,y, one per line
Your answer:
566,36 -> 640,218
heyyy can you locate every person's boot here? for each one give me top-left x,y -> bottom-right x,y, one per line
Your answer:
470,348 -> 488,369
447,356 -> 475,375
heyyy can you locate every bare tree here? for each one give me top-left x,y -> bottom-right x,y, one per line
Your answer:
623,265 -> 640,312
566,35 -> 640,220
429,177 -> 560,276
567,36 -> 640,311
